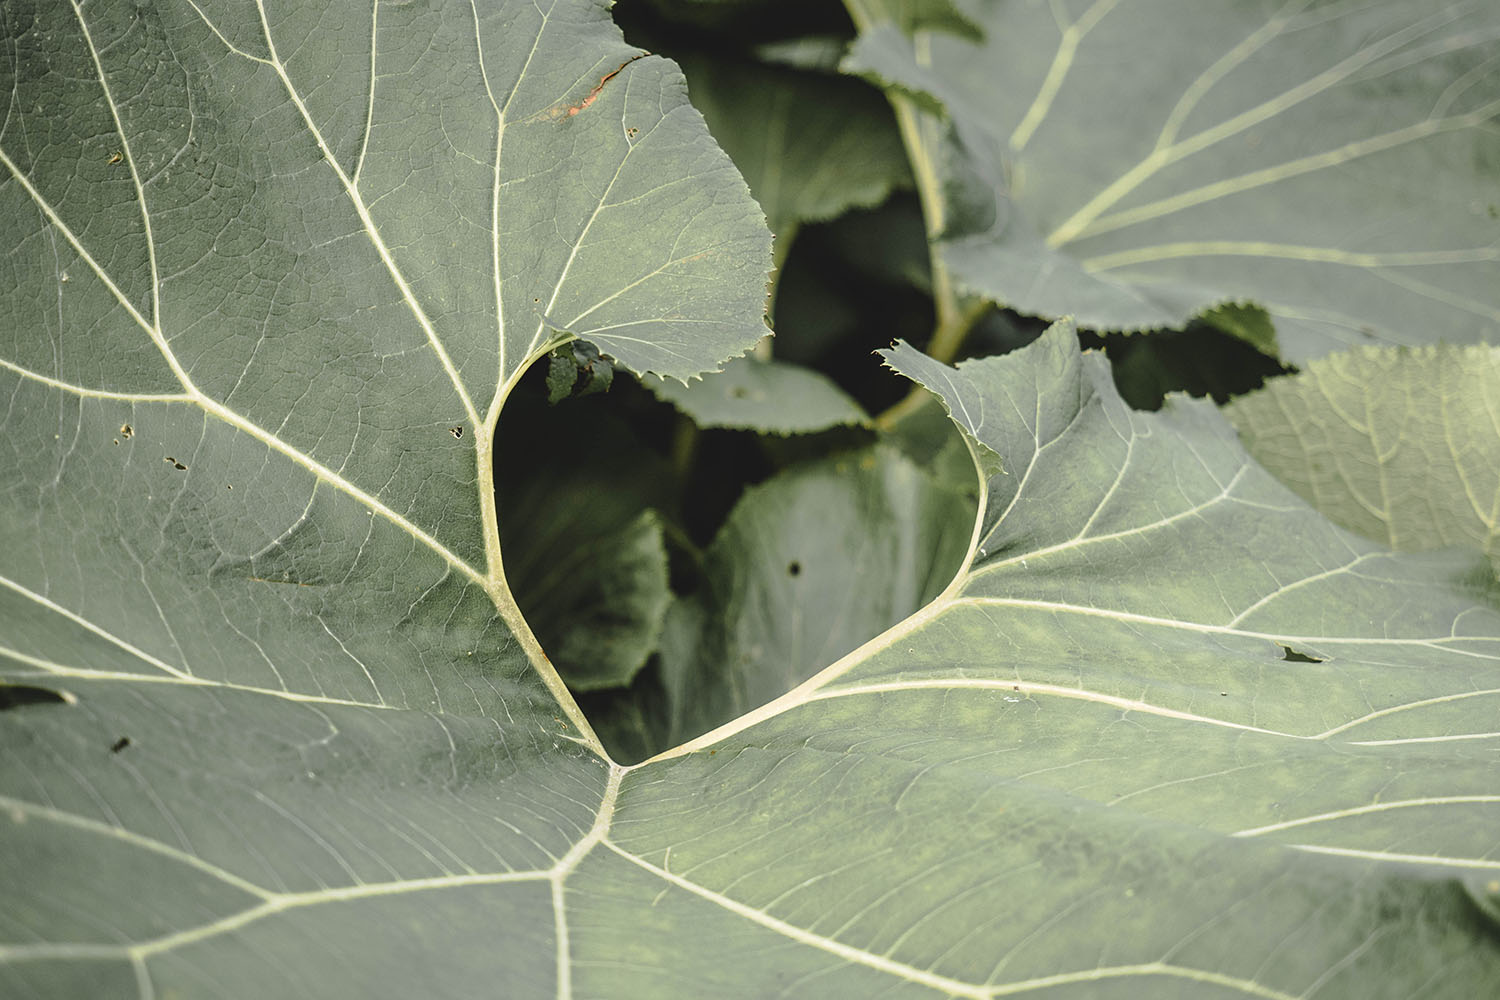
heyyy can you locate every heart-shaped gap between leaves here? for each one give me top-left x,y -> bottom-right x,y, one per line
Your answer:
494,357 -> 977,763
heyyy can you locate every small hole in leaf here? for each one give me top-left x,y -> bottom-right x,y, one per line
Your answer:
1278,643 -> 1324,663
120,424 -> 133,439
449,426 -> 464,439
0,684 -> 73,710
164,457 -> 187,471
787,561 -> 802,577
110,737 -> 131,753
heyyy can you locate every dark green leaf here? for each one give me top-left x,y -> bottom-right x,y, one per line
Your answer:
545,341 -> 615,404
518,508 -> 671,692
656,443 -> 975,747
678,53 -> 913,237
498,390 -> 679,693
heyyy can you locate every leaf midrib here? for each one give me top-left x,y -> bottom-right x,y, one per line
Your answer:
1,0 -> 610,749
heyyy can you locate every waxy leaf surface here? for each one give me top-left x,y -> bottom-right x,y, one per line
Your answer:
3,1 -> 1500,998
1226,342 -> 1500,572
846,0 -> 1500,360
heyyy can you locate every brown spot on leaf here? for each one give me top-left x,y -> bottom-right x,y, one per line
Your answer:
554,54 -> 647,119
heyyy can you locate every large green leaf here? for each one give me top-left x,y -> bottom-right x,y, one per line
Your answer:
1225,343 -> 1500,573
844,0 -> 1500,361
601,323 -> 1500,995
654,443 -> 974,752
676,52 -> 914,239
5,2 -> 1500,998
0,0 -> 765,991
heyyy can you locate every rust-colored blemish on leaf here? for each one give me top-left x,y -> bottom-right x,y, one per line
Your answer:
555,54 -> 647,120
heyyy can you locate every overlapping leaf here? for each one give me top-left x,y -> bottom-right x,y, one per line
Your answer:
498,393 -> 678,693
0,0 -> 765,993
642,355 -> 868,433
655,443 -> 973,750
677,52 -> 913,239
598,323 -> 1500,996
845,0 -> 1500,360
4,1 -> 1500,997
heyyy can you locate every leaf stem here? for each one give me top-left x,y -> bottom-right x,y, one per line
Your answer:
876,92 -> 989,428
755,222 -> 799,362
670,412 -> 699,484
844,3 -> 988,427
888,95 -> 958,331
482,382 -> 607,758
769,221 -> 798,321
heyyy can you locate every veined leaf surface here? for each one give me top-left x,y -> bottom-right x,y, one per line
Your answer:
3,2 -> 1500,998
1226,342 -> 1500,572
845,0 -> 1500,360
1,0 -> 767,992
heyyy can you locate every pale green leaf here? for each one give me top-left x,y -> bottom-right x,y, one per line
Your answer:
641,355 -> 869,433
1226,342 -> 1500,573
845,0 -> 1500,361
5,1 -> 1500,996
0,0 -> 763,990
602,322 -> 1500,996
